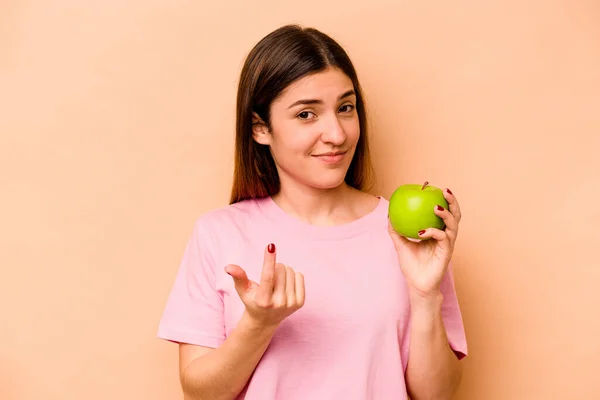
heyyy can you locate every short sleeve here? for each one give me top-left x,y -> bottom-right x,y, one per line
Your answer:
157,219 -> 225,348
439,262 -> 468,360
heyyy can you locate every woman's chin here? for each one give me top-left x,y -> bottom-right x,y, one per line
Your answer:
305,173 -> 348,190
280,164 -> 351,191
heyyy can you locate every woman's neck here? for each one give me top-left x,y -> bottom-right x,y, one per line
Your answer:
271,180 -> 374,227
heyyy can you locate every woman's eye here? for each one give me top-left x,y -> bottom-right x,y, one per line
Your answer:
339,104 -> 355,113
297,111 -> 316,120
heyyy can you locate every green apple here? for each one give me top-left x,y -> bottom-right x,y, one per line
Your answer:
388,181 -> 449,239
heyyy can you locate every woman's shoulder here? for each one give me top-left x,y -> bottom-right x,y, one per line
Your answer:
180,198 -> 266,256
190,197 -> 267,233
196,199 -> 264,224
350,188 -> 389,214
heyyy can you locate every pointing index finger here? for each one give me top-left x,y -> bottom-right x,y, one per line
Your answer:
259,243 -> 276,294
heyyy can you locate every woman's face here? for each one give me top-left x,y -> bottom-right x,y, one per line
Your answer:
253,67 -> 360,191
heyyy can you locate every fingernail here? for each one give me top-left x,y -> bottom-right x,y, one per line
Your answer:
436,205 -> 445,211
268,243 -> 275,253
446,188 -> 453,195
418,230 -> 426,235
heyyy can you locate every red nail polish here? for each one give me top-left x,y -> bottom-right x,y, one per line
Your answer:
418,230 -> 426,235
436,205 -> 444,211
446,188 -> 453,195
268,243 -> 275,253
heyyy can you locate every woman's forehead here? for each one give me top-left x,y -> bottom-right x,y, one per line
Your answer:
274,69 -> 355,106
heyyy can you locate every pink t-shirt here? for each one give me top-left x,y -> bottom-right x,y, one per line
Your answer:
157,195 -> 467,399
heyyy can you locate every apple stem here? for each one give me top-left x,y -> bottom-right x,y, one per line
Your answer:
421,181 -> 429,190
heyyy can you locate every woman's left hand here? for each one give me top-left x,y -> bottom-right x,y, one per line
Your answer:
387,188 -> 462,301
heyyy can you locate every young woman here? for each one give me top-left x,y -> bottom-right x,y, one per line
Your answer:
158,24 -> 468,400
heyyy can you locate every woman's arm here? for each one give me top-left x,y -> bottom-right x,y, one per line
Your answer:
387,188 -> 466,399
404,292 -> 462,400
179,245 -> 305,400
179,311 -> 278,400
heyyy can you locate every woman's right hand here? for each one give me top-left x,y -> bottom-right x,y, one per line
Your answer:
224,243 -> 305,329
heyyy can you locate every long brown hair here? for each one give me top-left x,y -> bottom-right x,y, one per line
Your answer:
229,25 -> 374,204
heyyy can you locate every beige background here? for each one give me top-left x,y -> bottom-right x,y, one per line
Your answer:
2,0 -> 600,399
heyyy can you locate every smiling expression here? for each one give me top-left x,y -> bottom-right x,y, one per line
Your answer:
252,67 -> 360,190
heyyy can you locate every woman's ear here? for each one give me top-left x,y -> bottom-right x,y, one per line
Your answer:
252,112 -> 271,145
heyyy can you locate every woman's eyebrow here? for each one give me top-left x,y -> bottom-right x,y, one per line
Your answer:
287,89 -> 356,109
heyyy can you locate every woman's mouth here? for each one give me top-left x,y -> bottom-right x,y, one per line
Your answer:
312,151 -> 347,164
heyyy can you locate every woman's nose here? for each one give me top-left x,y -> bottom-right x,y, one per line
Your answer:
321,116 -> 346,145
